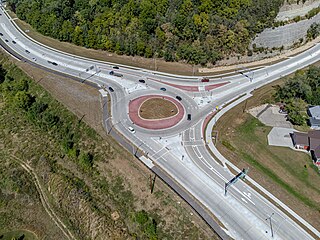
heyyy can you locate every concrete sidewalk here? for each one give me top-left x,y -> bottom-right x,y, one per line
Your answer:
204,94 -> 320,238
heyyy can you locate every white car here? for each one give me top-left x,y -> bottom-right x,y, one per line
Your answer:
128,126 -> 135,133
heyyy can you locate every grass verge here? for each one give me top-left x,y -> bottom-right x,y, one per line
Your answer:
0,51 -> 216,239
214,71 -> 320,231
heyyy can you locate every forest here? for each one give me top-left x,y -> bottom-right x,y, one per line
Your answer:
7,0 -> 285,65
275,66 -> 320,125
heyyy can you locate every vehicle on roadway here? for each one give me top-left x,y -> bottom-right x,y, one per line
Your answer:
108,87 -> 114,92
113,66 -> 119,69
160,87 -> 166,91
5,39 -> 8,42
47,60 -> 58,66
25,50 -> 30,54
128,126 -> 135,133
187,114 -> 191,120
176,96 -> 182,101
139,79 -> 145,83
109,70 -> 123,77
12,40 -> 16,44
0,32 -> 3,36
201,77 -> 209,82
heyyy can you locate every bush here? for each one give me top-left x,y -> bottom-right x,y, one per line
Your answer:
79,151 -> 93,170
14,91 -> 34,109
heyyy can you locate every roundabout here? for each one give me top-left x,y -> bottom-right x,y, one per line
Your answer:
129,95 -> 184,130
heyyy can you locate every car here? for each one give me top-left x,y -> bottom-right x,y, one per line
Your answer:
139,79 -> 145,83
32,57 -> 37,61
128,126 -> 135,133
5,39 -> 8,42
176,96 -> 182,101
113,66 -> 119,69
108,87 -> 114,92
12,40 -> 16,44
0,32 -> 3,36
25,50 -> 30,54
201,78 -> 209,82
160,87 -> 166,91
52,62 -> 58,66
109,70 -> 114,75
187,114 -> 191,121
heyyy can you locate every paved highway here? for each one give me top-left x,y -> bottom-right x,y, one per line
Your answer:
0,5 -> 319,240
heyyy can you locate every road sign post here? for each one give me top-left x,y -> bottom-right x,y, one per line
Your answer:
225,168 -> 249,196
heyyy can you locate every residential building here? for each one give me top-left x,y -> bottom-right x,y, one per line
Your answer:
308,106 -> 320,129
291,130 -> 320,166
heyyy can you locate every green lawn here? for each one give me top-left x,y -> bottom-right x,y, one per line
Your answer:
221,114 -> 320,211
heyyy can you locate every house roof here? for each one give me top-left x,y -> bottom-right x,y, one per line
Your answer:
313,145 -> 320,159
309,117 -> 320,126
308,130 -> 320,139
310,138 -> 320,151
292,132 -> 309,146
308,106 -> 320,119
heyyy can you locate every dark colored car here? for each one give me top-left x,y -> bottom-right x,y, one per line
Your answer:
109,70 -> 114,75
176,96 -> 182,101
160,87 -> 166,91
139,79 -> 145,83
187,114 -> 191,121
5,39 -> 8,42
0,33 -> 3,36
25,50 -> 30,54
12,40 -> 16,44
201,78 -> 209,82
108,87 -> 114,92
113,66 -> 119,69
47,60 -> 58,66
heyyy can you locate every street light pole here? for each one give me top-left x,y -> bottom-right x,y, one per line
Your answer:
266,213 -> 275,238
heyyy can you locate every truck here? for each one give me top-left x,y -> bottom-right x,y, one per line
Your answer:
109,70 -> 123,77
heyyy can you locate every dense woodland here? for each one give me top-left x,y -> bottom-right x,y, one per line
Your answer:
7,0 -> 285,65
275,66 -> 320,125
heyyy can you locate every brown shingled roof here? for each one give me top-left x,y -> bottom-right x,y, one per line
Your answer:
292,132 -> 309,146
313,146 -> 320,159
309,130 -> 320,150
308,130 -> 320,139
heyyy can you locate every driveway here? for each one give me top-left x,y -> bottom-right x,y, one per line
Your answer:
268,127 -> 295,148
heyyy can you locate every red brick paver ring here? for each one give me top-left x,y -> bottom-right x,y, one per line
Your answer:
129,95 -> 185,130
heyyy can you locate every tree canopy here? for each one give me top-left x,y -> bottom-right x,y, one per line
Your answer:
275,66 -> 320,125
8,0 -> 284,65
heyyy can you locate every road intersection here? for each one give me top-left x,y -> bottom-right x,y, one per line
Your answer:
0,5 -> 319,239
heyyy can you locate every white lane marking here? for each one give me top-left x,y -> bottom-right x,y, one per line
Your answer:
241,198 -> 248,204
192,146 -> 202,158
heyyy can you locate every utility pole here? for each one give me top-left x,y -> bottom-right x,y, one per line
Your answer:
266,213 -> 275,238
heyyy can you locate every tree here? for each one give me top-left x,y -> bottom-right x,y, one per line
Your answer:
7,0 -> 285,65
286,99 -> 307,125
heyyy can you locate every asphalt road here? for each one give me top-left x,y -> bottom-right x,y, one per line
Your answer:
0,5 -> 319,240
